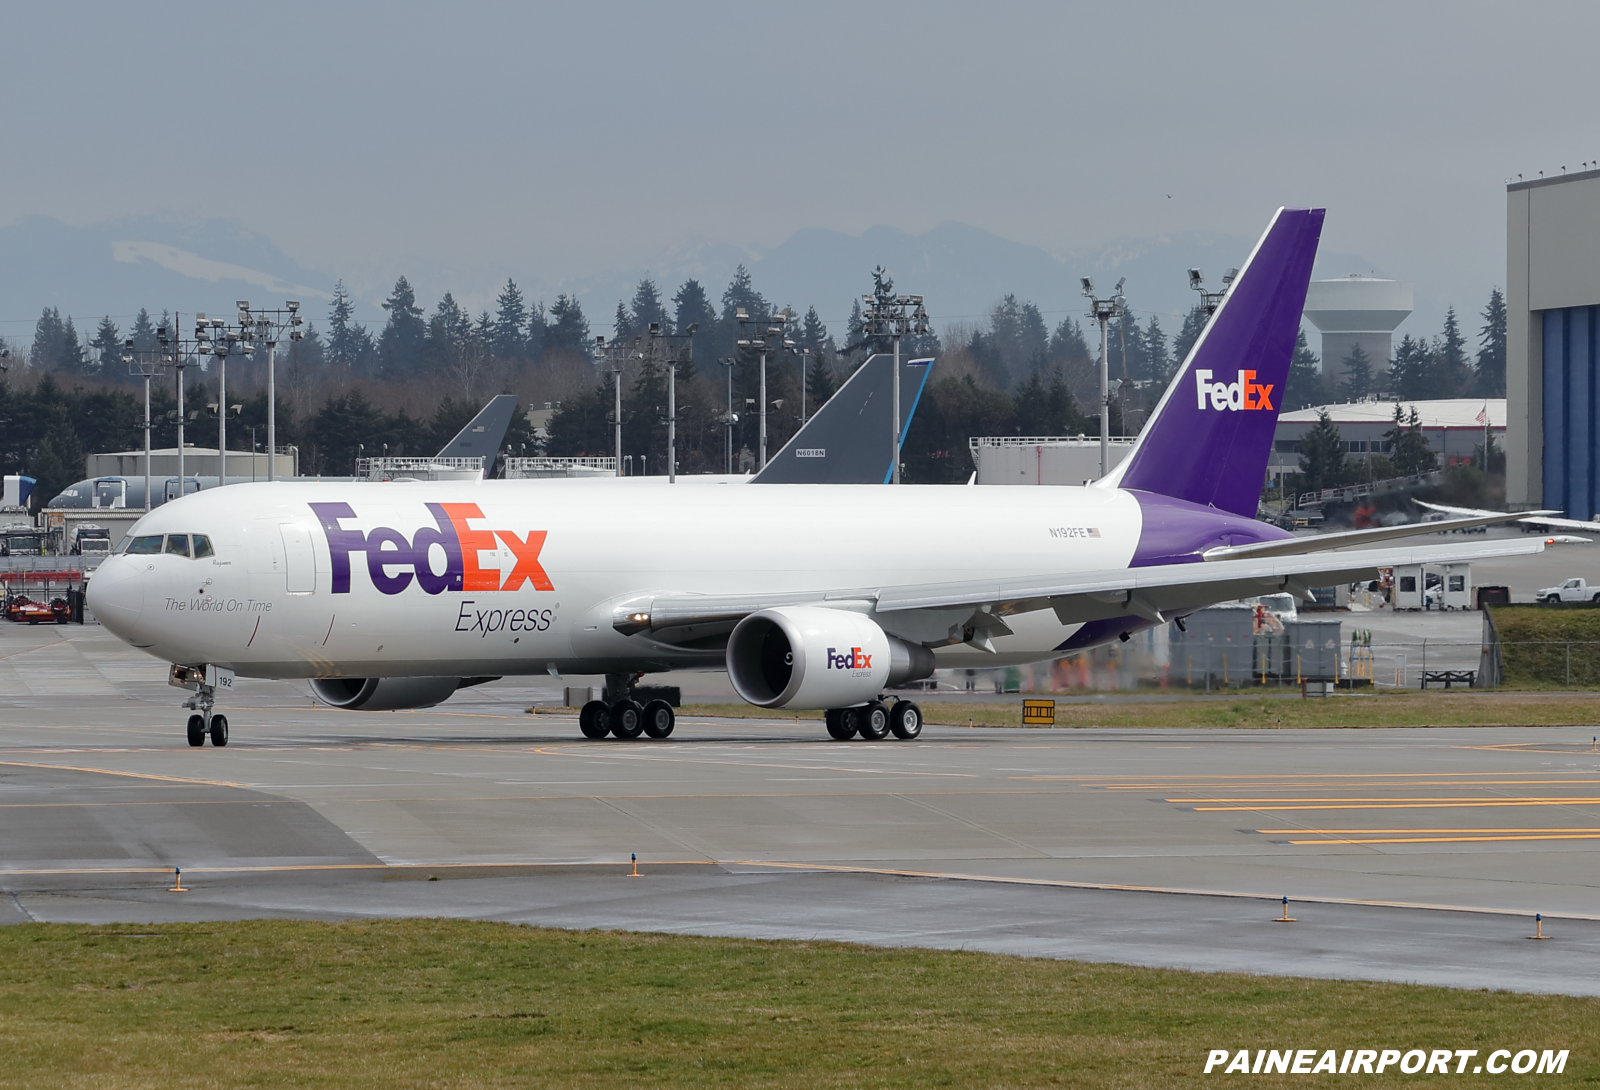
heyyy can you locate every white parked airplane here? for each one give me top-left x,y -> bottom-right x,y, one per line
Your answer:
89,208 -> 1545,747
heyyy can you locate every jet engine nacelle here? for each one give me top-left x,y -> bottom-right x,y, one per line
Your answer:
310,675 -> 498,711
726,605 -> 935,709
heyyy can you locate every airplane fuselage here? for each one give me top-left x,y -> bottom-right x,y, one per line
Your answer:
88,477 -> 1282,679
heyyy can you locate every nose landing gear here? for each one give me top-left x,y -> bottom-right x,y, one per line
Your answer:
178,677 -> 229,747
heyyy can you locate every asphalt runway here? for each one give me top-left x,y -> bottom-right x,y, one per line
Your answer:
5,622 -> 1600,995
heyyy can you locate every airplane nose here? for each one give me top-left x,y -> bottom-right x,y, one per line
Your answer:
87,556 -> 144,639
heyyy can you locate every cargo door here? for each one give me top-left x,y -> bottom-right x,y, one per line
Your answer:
280,523 -> 316,594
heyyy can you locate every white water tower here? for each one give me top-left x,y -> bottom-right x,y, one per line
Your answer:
1302,276 -> 1413,392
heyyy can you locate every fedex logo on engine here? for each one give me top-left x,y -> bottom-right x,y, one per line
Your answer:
827,647 -> 872,670
309,501 -> 552,596
1194,369 -> 1274,412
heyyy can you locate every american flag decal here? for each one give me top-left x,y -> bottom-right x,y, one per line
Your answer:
1089,528 -> 1101,538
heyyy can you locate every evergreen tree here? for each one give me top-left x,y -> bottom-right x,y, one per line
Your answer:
986,294 -> 1049,385
378,276 -> 426,375
806,352 -> 837,407
1012,369 -> 1085,436
545,372 -> 617,456
799,306 -> 828,351
545,294 -> 591,357
720,264 -> 768,323
1049,317 -> 1090,365
612,300 -> 634,341
1476,287 -> 1507,397
1297,408 -> 1346,492
525,300 -> 546,362
29,307 -> 82,372
1439,306 -> 1471,390
1112,312 -> 1148,381
672,279 -> 716,333
326,281 -> 364,368
1145,314 -> 1170,381
90,316 -> 121,378
629,278 -> 671,334
1387,333 -> 1431,402
843,298 -> 866,356
1283,328 -> 1323,411
131,309 -> 157,354
1386,404 -> 1438,476
491,279 -> 528,359
1338,342 -> 1374,402
1171,306 -> 1209,369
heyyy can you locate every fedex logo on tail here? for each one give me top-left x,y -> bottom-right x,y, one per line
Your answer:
1194,369 -> 1274,412
310,502 -> 552,596
827,647 -> 872,670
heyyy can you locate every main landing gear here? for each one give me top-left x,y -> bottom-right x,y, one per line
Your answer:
825,699 -> 922,742
579,698 -> 675,741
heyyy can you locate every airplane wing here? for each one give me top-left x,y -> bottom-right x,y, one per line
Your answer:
1415,499 -> 1588,531
436,394 -> 520,470
615,536 -> 1543,644
1202,508 -> 1559,560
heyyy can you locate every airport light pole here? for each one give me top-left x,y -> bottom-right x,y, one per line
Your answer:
640,322 -> 696,484
1080,276 -> 1126,478
195,316 -> 242,483
155,321 -> 197,496
859,275 -> 930,485
1187,267 -> 1237,318
594,335 -> 630,476
736,308 -> 794,470
718,357 -> 737,474
233,302 -> 304,481
122,338 -> 165,511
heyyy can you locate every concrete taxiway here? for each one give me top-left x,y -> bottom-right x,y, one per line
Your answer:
4,622 -> 1600,995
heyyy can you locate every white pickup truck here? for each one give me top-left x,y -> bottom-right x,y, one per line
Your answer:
1537,577 -> 1600,603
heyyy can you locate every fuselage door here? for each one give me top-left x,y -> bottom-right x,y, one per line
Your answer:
280,522 -> 316,594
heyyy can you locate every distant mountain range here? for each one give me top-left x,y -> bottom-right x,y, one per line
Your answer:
0,213 -> 1396,354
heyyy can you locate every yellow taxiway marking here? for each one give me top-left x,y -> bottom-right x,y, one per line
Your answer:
1194,800 -> 1600,811
1285,833 -> 1600,845
1257,827 -> 1600,834
0,760 -> 250,789
1171,795 -> 1600,804
1094,778 -> 1600,790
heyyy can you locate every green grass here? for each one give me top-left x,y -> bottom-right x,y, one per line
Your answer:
1492,605 -> 1600,688
668,692 -> 1600,731
1,920 -> 1593,1088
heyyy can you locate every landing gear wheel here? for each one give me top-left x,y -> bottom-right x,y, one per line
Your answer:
186,714 -> 206,747
824,708 -> 855,740
208,714 -> 229,747
825,708 -> 858,740
857,701 -> 891,741
890,700 -> 923,740
642,699 -> 675,738
609,699 -> 644,739
579,699 -> 611,739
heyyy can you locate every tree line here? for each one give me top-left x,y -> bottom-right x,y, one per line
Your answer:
2,262 -> 1513,506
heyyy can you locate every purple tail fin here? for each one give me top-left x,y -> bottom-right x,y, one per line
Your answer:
1098,207 -> 1324,517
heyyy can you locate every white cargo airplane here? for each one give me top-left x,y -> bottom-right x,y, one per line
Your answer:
89,208 -> 1547,748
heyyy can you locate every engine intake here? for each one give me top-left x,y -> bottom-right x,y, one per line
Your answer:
310,675 -> 498,711
726,606 -> 934,709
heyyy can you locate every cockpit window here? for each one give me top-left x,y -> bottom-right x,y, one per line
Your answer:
192,535 -> 214,559
164,534 -> 191,557
126,535 -> 163,555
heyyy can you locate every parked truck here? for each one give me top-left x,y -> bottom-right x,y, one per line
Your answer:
1537,577 -> 1600,603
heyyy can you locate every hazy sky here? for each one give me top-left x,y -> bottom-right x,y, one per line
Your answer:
3,1 -> 1597,328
